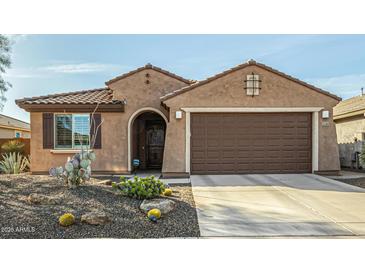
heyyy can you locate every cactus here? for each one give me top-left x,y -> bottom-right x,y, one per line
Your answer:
59,213 -> 75,227
80,159 -> 90,169
0,152 -> 30,174
65,162 -> 74,172
71,158 -> 79,168
147,208 -> 161,219
49,105 -> 103,189
163,188 -> 172,196
49,149 -> 96,189
87,151 -> 96,161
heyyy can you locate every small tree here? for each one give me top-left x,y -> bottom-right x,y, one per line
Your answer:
0,35 -> 12,110
49,104 -> 104,188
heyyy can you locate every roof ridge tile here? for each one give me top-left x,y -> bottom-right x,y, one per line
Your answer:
105,64 -> 195,85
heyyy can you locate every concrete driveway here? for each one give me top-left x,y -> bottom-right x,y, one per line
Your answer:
191,174 -> 365,237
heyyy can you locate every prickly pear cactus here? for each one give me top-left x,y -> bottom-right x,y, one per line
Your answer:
49,149 -> 96,189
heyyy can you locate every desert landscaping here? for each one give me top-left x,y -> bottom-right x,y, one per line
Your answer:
0,174 -> 200,239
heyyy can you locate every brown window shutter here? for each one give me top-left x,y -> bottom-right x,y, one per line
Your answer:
90,113 -> 102,149
43,113 -> 54,149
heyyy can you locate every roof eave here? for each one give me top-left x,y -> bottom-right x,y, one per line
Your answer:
0,124 -> 31,132
334,110 -> 365,121
17,103 -> 125,113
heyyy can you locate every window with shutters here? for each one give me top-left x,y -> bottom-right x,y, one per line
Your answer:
245,73 -> 261,96
55,114 -> 90,149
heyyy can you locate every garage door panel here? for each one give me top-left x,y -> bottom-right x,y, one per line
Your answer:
222,139 -> 235,147
191,150 -> 205,159
191,113 -> 312,174
237,148 -> 253,155
206,139 -> 219,147
205,150 -> 218,158
221,149 -> 236,157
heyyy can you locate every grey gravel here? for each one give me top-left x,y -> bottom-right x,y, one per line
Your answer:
0,174 -> 200,239
333,177 -> 365,189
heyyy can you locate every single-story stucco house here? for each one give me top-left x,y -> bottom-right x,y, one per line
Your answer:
16,60 -> 341,177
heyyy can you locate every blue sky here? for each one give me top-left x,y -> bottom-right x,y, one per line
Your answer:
4,34 -> 365,122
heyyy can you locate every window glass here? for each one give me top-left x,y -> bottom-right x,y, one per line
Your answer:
55,114 -> 72,148
55,114 -> 90,149
73,115 -> 90,148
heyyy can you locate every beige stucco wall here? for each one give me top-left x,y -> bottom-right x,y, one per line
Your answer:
30,68 -> 189,174
30,112 -> 126,173
21,131 -> 31,138
0,128 -> 20,138
335,115 -> 365,144
162,65 -> 341,174
0,127 -> 30,138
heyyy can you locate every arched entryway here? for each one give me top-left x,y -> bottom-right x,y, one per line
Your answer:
128,108 -> 167,172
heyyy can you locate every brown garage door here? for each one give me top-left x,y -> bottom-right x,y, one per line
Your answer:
191,113 -> 312,174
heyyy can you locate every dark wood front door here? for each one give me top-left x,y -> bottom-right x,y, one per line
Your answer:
146,121 -> 165,169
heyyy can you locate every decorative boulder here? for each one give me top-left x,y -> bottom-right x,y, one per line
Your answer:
96,179 -> 112,186
81,211 -> 112,225
140,198 -> 176,215
28,193 -> 61,205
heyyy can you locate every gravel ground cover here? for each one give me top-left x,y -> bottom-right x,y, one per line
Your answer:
333,177 -> 365,189
0,174 -> 200,239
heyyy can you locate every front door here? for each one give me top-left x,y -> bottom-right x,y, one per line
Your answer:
146,121 -> 165,169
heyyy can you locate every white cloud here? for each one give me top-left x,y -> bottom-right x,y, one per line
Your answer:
4,62 -> 130,79
3,68 -> 45,79
42,63 -> 121,74
305,73 -> 365,99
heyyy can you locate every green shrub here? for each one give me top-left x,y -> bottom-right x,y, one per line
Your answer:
0,152 -> 30,174
112,175 -> 165,200
1,140 -> 25,154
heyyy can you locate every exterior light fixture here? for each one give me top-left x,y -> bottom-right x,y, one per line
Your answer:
322,110 -> 330,119
175,111 -> 182,119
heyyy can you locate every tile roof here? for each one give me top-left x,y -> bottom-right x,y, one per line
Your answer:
105,63 -> 195,85
333,95 -> 365,118
160,59 -> 342,101
16,87 -> 124,106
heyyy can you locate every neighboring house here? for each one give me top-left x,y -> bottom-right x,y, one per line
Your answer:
334,95 -> 365,143
333,95 -> 365,168
16,60 -> 341,176
0,114 -> 30,139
